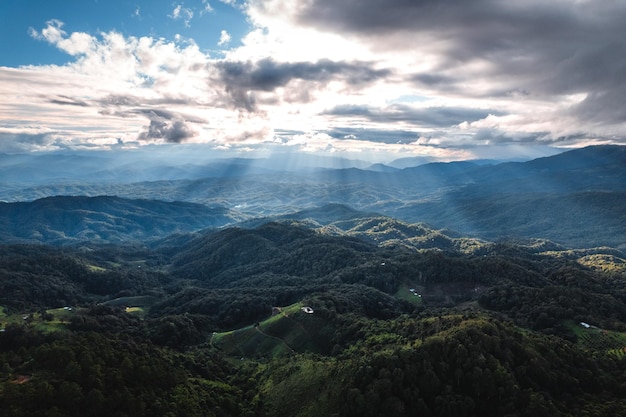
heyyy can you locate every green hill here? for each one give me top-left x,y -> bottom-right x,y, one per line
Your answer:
0,196 -> 241,245
212,302 -> 336,358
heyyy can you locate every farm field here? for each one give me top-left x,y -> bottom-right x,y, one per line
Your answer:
211,302 -> 333,358
566,320 -> 626,358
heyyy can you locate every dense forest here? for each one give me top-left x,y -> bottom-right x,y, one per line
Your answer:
2,218 -> 626,416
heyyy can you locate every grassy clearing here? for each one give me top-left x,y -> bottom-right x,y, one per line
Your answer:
212,302 -> 332,358
100,295 -> 157,318
0,295 -> 155,333
0,306 -> 80,334
38,307 -> 82,334
87,264 -> 107,272
394,283 -> 424,305
102,295 -> 157,318
124,306 -> 145,317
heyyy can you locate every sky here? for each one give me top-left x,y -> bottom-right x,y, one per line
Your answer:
1,0 -> 625,163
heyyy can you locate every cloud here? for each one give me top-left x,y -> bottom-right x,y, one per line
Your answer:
137,110 -> 198,143
218,30 -> 232,46
29,20 -> 95,56
28,19 -> 65,43
324,104 -> 501,128
169,4 -> 194,27
217,58 -> 390,91
6,4 -> 626,162
202,0 -> 214,14
46,95 -> 90,107
215,58 -> 391,111
1,25 -> 218,150
0,131 -> 56,153
97,94 -> 141,107
245,0 -> 626,133
325,127 -> 420,145
569,86 -> 626,126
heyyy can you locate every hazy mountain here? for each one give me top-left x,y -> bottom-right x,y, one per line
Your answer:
1,145 -> 624,248
236,203 -> 377,228
366,163 -> 400,172
0,148 -> 376,188
0,196 -> 242,245
387,155 -> 437,168
394,191 -> 626,249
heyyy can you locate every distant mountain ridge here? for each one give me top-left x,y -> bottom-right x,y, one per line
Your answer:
0,145 -> 624,248
0,196 -> 240,245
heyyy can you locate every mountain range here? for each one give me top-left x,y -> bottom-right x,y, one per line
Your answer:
0,145 -> 624,248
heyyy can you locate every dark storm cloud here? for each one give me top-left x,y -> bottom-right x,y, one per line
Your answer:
279,0 -> 626,125
217,58 -> 390,90
411,74 -> 458,88
91,94 -> 204,144
324,104 -> 500,127
135,109 -> 201,143
569,86 -> 626,125
286,0 -> 614,52
215,58 -> 391,111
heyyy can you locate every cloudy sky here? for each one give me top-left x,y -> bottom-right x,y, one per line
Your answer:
1,0 -> 625,162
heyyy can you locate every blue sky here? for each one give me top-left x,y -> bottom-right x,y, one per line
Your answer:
0,0 -> 250,66
1,0 -> 625,162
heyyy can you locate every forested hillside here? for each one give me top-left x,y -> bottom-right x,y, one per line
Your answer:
2,220 -> 626,416
0,196 -> 240,245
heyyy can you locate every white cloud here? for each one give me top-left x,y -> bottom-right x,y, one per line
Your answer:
7,1 -> 626,162
2,22 -> 219,148
169,4 -> 194,27
29,19 -> 65,44
202,0 -> 214,14
58,32 -> 96,56
218,30 -> 231,46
